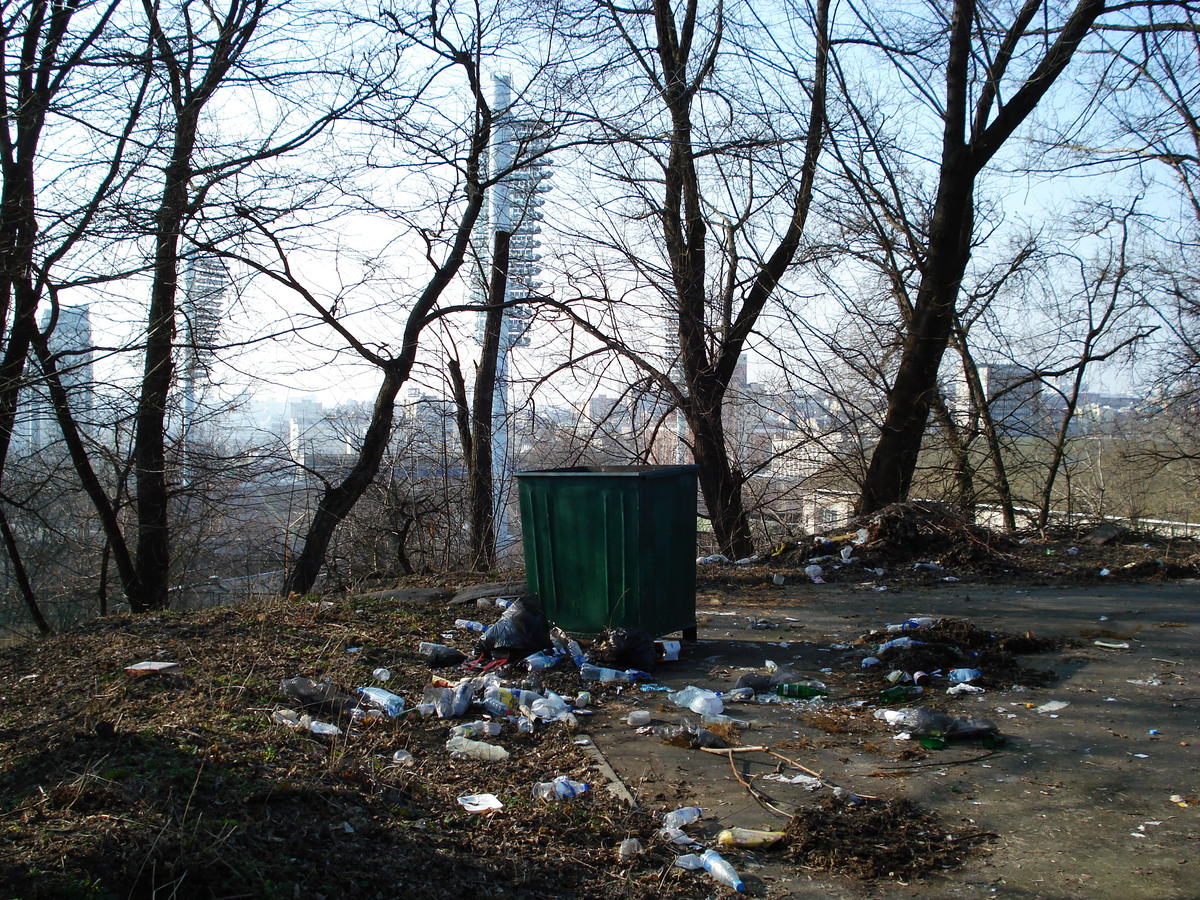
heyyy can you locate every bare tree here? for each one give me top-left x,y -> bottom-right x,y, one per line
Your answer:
547,0 -> 831,559
855,0 -> 1116,515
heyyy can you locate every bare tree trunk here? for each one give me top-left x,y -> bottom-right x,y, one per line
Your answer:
284,367 -> 404,596
0,505 -> 49,634
458,229 -> 511,572
857,0 -> 1106,516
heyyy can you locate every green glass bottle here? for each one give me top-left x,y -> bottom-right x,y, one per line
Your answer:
775,683 -> 829,699
879,685 -> 922,703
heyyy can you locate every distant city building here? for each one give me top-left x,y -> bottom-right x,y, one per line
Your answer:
287,398 -> 365,468
949,363 -> 1042,435
15,304 -> 94,453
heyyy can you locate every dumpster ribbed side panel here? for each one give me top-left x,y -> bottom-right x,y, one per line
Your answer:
516,466 -> 698,638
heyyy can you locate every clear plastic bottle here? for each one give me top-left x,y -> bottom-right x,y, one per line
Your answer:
578,663 -> 633,683
700,848 -> 745,892
661,806 -> 702,829
523,650 -> 560,671
357,686 -> 406,716
445,735 -> 509,761
454,618 -> 486,633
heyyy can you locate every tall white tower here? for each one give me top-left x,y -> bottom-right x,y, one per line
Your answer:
477,75 -> 552,552
180,255 -> 227,443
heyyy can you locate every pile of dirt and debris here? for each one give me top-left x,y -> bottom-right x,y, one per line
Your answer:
699,505 -> 1200,590
783,796 -> 994,879
858,617 -> 1071,690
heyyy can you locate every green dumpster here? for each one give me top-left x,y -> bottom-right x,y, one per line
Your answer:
516,465 -> 699,639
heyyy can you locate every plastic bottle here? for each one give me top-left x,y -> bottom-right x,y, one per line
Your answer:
533,775 -> 589,800
445,735 -> 509,761
357,686 -> 406,716
579,663 -> 633,683
449,720 -> 502,739
775,683 -> 829,699
454,618 -> 486,633
372,667 -> 391,681
877,636 -> 924,653
662,806 -> 702,830
717,827 -> 785,849
886,616 -> 937,633
700,849 -> 745,892
565,639 -> 586,666
948,667 -> 982,684
484,685 -> 518,713
523,650 -> 560,672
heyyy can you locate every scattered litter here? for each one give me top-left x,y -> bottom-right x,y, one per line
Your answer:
372,667 -> 391,682
764,772 -> 822,789
1036,700 -> 1070,714
124,661 -> 180,678
617,837 -> 643,862
1128,677 -> 1163,686
391,749 -> 415,765
457,793 -> 503,813
946,683 -> 985,695
271,708 -> 342,736
1094,640 -> 1130,650
1133,753 -> 1150,759
533,776 -> 589,800
718,827 -> 786,849
446,735 -> 509,761
698,554 -> 731,565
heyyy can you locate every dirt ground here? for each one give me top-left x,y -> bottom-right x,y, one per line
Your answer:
2,515 -> 1199,899
589,579 -> 1200,899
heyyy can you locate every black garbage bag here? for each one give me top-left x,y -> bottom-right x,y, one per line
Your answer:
280,676 -> 357,717
476,596 -> 550,659
592,627 -> 657,672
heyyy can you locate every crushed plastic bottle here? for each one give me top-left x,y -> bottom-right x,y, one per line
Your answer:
445,735 -> 509,761
579,663 -> 633,683
877,636 -> 924,653
533,775 -> 589,800
357,686 -> 406,716
449,720 -> 503,739
661,806 -> 702,830
391,748 -> 415,766
947,668 -> 982,684
454,618 -> 486,633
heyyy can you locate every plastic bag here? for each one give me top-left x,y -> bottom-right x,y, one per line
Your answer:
280,676 -> 357,716
476,596 -> 550,658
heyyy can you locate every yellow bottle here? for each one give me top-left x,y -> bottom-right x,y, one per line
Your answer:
716,827 -> 786,849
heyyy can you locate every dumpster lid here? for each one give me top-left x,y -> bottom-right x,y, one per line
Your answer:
516,465 -> 699,478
